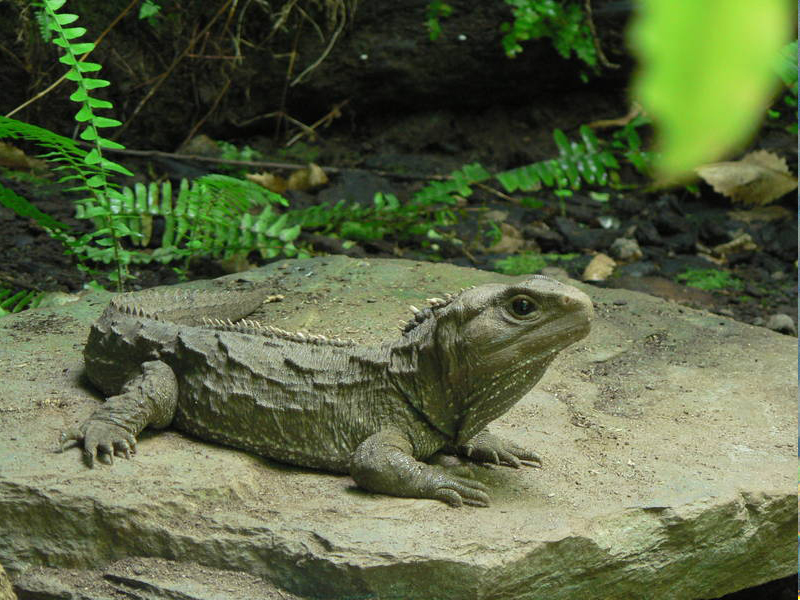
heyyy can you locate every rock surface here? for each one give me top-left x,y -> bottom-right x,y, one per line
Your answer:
0,256 -> 795,600
0,563 -> 15,600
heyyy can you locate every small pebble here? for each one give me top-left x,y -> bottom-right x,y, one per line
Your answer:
765,313 -> 796,335
609,237 -> 643,262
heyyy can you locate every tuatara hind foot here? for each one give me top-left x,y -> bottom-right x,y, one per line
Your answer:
458,431 -> 542,469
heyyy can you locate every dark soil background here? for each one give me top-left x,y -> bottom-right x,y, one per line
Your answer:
0,1 -> 796,598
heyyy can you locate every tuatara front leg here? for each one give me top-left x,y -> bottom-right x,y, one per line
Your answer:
60,360 -> 178,466
350,429 -> 490,507
457,429 -> 542,469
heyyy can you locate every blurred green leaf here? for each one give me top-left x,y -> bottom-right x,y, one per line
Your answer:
630,0 -> 793,177
772,40 -> 798,87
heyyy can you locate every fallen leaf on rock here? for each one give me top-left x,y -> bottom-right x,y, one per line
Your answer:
695,150 -> 797,206
582,253 -> 616,282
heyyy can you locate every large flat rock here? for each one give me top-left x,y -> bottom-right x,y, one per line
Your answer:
0,256 -> 795,600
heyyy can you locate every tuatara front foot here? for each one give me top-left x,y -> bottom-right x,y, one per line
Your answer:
350,429 -> 490,507
457,430 -> 542,469
60,360 -> 178,467
59,421 -> 137,467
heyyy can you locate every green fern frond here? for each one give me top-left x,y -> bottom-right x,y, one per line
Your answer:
0,181 -> 71,239
32,1 -> 54,42
496,126 -> 619,192
75,175 -> 302,266
0,288 -> 45,316
610,115 -> 654,176
41,0 -> 133,286
413,163 -> 492,205
0,116 -> 91,179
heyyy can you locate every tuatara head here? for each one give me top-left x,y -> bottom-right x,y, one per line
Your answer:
400,275 -> 593,444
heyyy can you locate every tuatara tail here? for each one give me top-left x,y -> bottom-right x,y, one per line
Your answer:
107,287 -> 283,326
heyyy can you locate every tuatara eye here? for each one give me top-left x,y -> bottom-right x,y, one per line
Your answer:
509,295 -> 538,318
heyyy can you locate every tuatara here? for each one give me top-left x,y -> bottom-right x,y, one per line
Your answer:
61,276 -> 592,506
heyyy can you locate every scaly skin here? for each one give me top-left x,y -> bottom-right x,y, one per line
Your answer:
61,277 -> 592,506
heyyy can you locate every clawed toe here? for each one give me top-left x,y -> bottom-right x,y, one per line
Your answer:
58,421 -> 137,467
57,428 -> 82,453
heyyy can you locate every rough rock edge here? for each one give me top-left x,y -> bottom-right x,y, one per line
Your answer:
0,562 -> 15,600
1,485 -> 794,600
14,557 -> 302,600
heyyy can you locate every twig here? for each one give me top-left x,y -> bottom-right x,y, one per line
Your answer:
230,111 -> 282,127
185,53 -> 240,60
179,78 -> 231,149
274,11 -> 303,141
0,42 -> 26,72
0,273 -> 44,292
5,0 -> 140,118
588,102 -> 644,129
114,0 -> 234,138
271,0 -> 300,35
584,0 -> 619,70
96,145 -> 451,181
461,245 -> 478,265
281,113 -> 318,139
474,182 -> 522,203
285,100 -> 348,147
290,1 -> 346,86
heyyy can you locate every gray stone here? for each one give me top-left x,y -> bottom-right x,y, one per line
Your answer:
765,313 -> 797,336
0,256 -> 795,600
609,237 -> 643,262
14,558 -> 302,600
0,563 -> 15,600
315,168 -> 396,207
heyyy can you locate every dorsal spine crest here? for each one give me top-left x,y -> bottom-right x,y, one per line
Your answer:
401,286 -> 474,334
201,317 -> 355,347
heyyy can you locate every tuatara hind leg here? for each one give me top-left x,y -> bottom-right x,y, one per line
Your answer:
350,429 -> 490,507
60,360 -> 178,466
457,430 -> 542,469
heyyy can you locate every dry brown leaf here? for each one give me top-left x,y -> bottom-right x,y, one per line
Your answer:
695,150 -> 797,206
0,141 -> 47,170
246,171 -> 287,194
727,205 -> 792,223
286,163 -> 328,191
582,253 -> 616,282
712,233 -> 757,258
487,223 -> 524,254
247,164 -> 328,193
